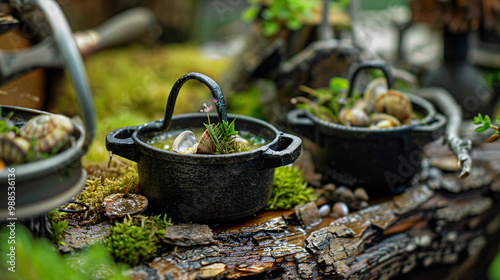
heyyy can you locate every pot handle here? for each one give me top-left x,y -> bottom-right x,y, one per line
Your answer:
105,126 -> 139,162
260,132 -> 302,170
347,60 -> 394,98
410,113 -> 446,143
161,72 -> 228,131
287,109 -> 317,142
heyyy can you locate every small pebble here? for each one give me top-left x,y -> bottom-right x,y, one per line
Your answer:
354,188 -> 369,201
332,202 -> 349,217
318,204 -> 331,217
323,183 -> 336,201
333,186 -> 354,203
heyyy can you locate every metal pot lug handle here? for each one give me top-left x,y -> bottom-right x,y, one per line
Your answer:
347,60 -> 394,97
260,133 -> 302,170
161,72 -> 228,132
105,126 -> 139,162
287,109 -> 317,142
410,113 -> 447,142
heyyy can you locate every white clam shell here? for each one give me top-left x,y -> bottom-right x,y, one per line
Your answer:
172,130 -> 197,153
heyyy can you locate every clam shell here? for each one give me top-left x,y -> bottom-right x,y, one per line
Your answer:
172,130 -> 197,153
374,90 -> 412,122
20,114 -> 74,153
0,137 -> 29,165
196,125 -> 216,154
103,193 -> 148,219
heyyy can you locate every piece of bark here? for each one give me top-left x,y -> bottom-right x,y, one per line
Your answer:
162,224 -> 214,247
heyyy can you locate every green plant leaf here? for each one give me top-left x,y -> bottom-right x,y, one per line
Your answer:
242,6 -> 259,22
329,77 -> 349,95
476,125 -> 490,133
262,20 -> 280,36
473,116 -> 481,125
496,116 -> 500,123
485,115 -> 491,123
285,17 -> 301,30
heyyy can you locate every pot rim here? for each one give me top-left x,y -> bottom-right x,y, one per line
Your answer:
132,113 -> 282,163
0,105 -> 86,181
302,92 -> 436,133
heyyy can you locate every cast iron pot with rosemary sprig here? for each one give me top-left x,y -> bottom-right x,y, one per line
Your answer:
106,73 -> 302,223
287,61 -> 446,196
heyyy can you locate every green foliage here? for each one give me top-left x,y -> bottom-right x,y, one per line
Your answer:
474,113 -> 500,142
0,225 -> 128,280
48,210 -> 70,245
0,109 -> 18,134
296,77 -> 358,123
227,86 -> 265,119
266,165 -> 317,210
103,214 -> 171,266
490,246 -> 500,280
242,0 -> 318,36
205,119 -> 242,154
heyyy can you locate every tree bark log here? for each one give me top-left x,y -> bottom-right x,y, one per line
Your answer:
130,144 -> 500,280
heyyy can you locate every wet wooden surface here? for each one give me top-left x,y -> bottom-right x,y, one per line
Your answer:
126,141 -> 500,280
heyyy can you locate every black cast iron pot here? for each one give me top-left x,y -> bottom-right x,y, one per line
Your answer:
106,73 -> 302,223
287,61 -> 446,196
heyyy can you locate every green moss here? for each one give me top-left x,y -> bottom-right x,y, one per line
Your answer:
103,214 -> 172,266
266,165 -> 317,210
75,165 -> 139,208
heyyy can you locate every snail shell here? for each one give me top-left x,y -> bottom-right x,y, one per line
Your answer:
338,107 -> 370,127
364,78 -> 388,113
374,90 -> 412,122
172,130 -> 197,154
370,113 -> 401,129
20,114 -> 75,153
0,136 -> 29,165
103,193 -> 148,219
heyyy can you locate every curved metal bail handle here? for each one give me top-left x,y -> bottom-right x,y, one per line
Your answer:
8,0 -> 96,153
162,72 -> 228,131
347,60 -> 394,98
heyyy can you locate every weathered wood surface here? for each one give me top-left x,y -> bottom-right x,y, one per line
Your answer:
128,142 -> 500,280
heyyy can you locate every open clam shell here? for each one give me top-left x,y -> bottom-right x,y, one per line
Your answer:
103,193 -> 148,219
20,114 -> 75,153
172,130 -> 197,154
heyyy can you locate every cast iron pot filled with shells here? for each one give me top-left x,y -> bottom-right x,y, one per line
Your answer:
0,104 -> 94,220
106,73 -> 302,223
287,61 -> 446,196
